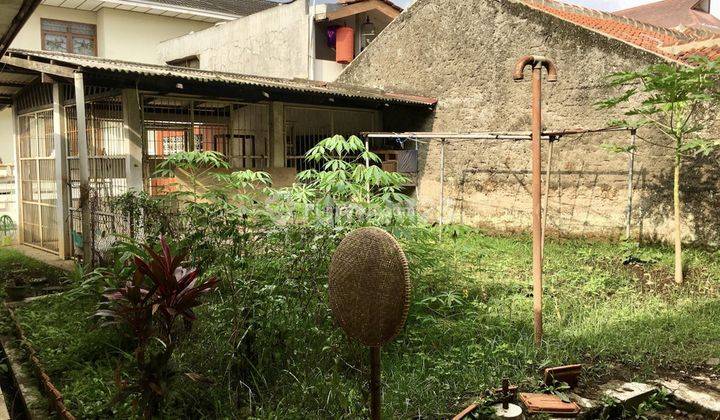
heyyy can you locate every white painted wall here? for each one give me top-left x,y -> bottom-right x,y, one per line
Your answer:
158,0 -> 310,78
10,5 -> 212,64
97,8 -> 211,64
11,5 -> 97,52
0,109 -> 14,166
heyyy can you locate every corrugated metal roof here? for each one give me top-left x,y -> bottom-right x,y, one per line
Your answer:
145,0 -> 279,17
5,49 -> 437,106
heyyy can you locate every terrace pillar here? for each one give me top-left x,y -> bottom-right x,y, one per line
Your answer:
121,89 -> 144,191
11,99 -> 22,245
52,83 -> 71,259
74,73 -> 92,263
270,102 -> 285,168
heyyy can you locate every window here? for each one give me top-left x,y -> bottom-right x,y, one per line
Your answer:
167,56 -> 200,69
41,19 -> 97,56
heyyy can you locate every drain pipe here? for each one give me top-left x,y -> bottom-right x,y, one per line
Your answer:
308,0 -> 317,80
513,56 -> 557,348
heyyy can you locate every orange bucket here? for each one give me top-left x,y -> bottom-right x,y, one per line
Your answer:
336,26 -> 355,64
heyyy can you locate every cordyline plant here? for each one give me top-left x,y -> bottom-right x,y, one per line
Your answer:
96,236 -> 218,418
597,56 -> 720,284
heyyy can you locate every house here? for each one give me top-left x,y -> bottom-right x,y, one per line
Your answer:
615,0 -> 720,32
3,0 -> 720,261
339,0 -> 720,243
0,48 -> 433,258
158,0 -> 403,81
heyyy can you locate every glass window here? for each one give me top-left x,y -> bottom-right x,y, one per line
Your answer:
41,19 -> 96,56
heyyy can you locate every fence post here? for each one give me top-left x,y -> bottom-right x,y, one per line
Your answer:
625,129 -> 637,240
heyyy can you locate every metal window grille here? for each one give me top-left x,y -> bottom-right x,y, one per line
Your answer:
17,109 -> 59,253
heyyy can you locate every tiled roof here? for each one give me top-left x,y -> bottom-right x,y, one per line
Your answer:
615,0 -> 720,32
338,0 -> 403,12
147,0 -> 279,17
521,0 -> 720,64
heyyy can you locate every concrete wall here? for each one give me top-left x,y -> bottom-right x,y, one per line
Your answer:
0,109 -> 14,165
158,1 -> 310,78
340,0 -> 720,243
10,5 -> 211,64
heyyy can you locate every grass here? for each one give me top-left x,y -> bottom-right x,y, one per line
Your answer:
4,231 -> 720,418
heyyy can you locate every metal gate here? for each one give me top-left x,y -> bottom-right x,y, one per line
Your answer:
17,110 -> 59,253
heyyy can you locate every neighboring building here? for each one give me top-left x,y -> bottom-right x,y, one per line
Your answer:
0,0 -> 286,229
340,0 -> 720,243
615,0 -> 720,32
158,0 -> 402,82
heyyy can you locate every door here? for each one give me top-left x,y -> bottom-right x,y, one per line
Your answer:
18,110 -> 59,253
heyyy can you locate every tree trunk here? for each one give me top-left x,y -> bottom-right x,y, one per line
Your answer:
673,152 -> 683,284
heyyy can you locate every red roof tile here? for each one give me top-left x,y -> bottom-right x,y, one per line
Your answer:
615,0 -> 720,33
522,0 -> 720,64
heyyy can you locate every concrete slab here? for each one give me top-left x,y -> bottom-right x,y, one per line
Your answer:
8,245 -> 75,272
602,381 -> 658,408
654,379 -> 720,416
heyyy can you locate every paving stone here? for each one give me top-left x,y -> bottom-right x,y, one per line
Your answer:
601,381 -> 658,408
569,393 -> 601,419
654,379 -> 720,416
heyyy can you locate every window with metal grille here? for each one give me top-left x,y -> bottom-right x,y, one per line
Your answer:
41,19 -> 97,56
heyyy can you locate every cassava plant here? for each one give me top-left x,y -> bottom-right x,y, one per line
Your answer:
153,151 -> 230,200
96,236 -> 218,418
598,57 -> 720,283
294,134 -> 411,225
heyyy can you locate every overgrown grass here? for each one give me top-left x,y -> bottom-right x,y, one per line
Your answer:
6,231 -> 720,418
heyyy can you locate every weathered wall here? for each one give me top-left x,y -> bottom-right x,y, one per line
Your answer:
340,0 -> 720,243
157,1 -> 310,78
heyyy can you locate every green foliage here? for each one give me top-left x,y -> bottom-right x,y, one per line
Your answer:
96,237 -> 218,418
597,57 -> 720,156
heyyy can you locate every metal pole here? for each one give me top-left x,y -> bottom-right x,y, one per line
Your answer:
625,129 -> 637,240
439,139 -> 445,238
370,347 -> 381,420
542,138 -> 554,257
530,64 -> 544,348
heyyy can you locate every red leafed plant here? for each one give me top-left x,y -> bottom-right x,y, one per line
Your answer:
96,236 -> 218,418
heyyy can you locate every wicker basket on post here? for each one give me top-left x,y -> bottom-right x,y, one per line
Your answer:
328,227 -> 411,420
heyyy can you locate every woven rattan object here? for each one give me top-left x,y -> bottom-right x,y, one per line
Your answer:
329,227 -> 411,347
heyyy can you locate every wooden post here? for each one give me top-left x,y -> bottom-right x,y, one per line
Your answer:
74,73 -> 92,263
270,102 -> 285,168
370,347 -> 381,420
625,129 -> 637,240
52,83 -> 71,259
122,89 -> 144,191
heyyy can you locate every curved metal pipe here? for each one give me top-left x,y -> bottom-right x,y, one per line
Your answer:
513,55 -> 558,82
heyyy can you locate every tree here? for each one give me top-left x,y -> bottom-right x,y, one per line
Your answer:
598,57 -> 720,283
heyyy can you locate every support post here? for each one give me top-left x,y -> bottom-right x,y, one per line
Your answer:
370,347 -> 381,420
541,137 -> 554,257
625,129 -> 637,240
270,102 -> 285,168
11,99 -> 22,245
74,73 -> 92,263
439,139 -> 445,238
530,63 -> 544,348
122,89 -> 144,191
52,83 -> 71,259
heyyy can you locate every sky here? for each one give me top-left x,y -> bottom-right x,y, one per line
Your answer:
316,0 -> 720,16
